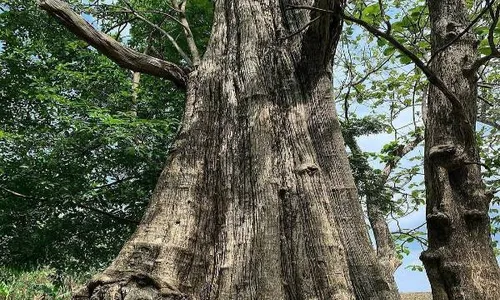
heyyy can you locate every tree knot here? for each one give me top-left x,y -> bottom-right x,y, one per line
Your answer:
420,247 -> 448,264
428,143 -> 466,170
427,211 -> 451,226
295,163 -> 320,176
463,209 -> 488,223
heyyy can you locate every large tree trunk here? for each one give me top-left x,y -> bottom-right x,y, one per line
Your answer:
71,1 -> 399,299
421,1 -> 500,299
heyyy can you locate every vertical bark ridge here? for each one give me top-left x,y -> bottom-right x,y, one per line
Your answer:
76,0 -> 400,299
422,1 -> 500,299
301,76 -> 399,298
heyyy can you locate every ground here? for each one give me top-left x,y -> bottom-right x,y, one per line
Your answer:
401,293 -> 432,300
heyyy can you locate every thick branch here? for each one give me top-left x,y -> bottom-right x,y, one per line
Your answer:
38,0 -> 188,89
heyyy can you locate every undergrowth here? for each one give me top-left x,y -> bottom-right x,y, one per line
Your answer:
0,267 -> 91,300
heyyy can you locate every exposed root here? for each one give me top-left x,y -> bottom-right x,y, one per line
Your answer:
73,273 -> 190,300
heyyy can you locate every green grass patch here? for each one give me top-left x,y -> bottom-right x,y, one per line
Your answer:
0,267 -> 91,300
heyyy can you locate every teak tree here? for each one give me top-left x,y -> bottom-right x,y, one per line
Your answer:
421,0 -> 500,298
39,0 -> 400,299
343,0 -> 500,298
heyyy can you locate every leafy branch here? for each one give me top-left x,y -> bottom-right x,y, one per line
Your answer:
287,4 -> 467,122
0,186 -> 139,225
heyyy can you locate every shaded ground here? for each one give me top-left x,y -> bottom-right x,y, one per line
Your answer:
401,293 -> 432,300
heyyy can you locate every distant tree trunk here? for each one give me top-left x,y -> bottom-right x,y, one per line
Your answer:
130,71 -> 140,118
343,133 -> 402,285
366,197 -> 400,281
41,0 -> 400,299
421,1 -> 500,299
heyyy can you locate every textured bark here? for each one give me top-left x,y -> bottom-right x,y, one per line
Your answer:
367,200 -> 399,278
41,0 -> 402,299
421,1 -> 500,299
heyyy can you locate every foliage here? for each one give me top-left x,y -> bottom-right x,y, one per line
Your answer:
86,0 -> 214,65
0,0 -> 498,289
0,0 -> 185,270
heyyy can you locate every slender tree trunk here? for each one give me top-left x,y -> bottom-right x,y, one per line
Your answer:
70,1 -> 399,299
130,71 -> 140,118
366,198 -> 400,283
421,1 -> 500,299
343,133 -> 401,285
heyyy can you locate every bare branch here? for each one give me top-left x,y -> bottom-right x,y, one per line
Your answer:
78,203 -> 140,225
38,0 -> 188,89
171,0 -> 201,65
0,185 -> 139,225
282,16 -> 321,40
98,7 -> 185,27
478,116 -> 500,129
102,16 -> 137,35
121,0 -> 193,66
351,55 -> 392,87
486,2 -> 499,51
469,52 -> 500,71
382,133 -> 424,179
0,186 -> 29,198
377,0 -> 391,34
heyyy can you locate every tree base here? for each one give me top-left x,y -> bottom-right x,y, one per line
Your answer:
74,272 -> 191,300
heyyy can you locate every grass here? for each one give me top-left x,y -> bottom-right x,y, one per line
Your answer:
0,267 -> 433,300
0,267 -> 89,300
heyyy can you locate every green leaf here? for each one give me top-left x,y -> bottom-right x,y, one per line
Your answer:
399,54 -> 412,65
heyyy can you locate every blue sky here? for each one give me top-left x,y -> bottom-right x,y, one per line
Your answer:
354,104 -> 499,292
359,131 -> 430,292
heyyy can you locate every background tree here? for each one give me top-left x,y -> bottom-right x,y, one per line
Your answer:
339,0 -> 500,297
0,0 -> 185,270
422,0 -> 500,297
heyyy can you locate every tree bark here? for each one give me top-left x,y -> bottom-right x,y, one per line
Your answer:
421,1 -> 500,299
41,0 -> 400,299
